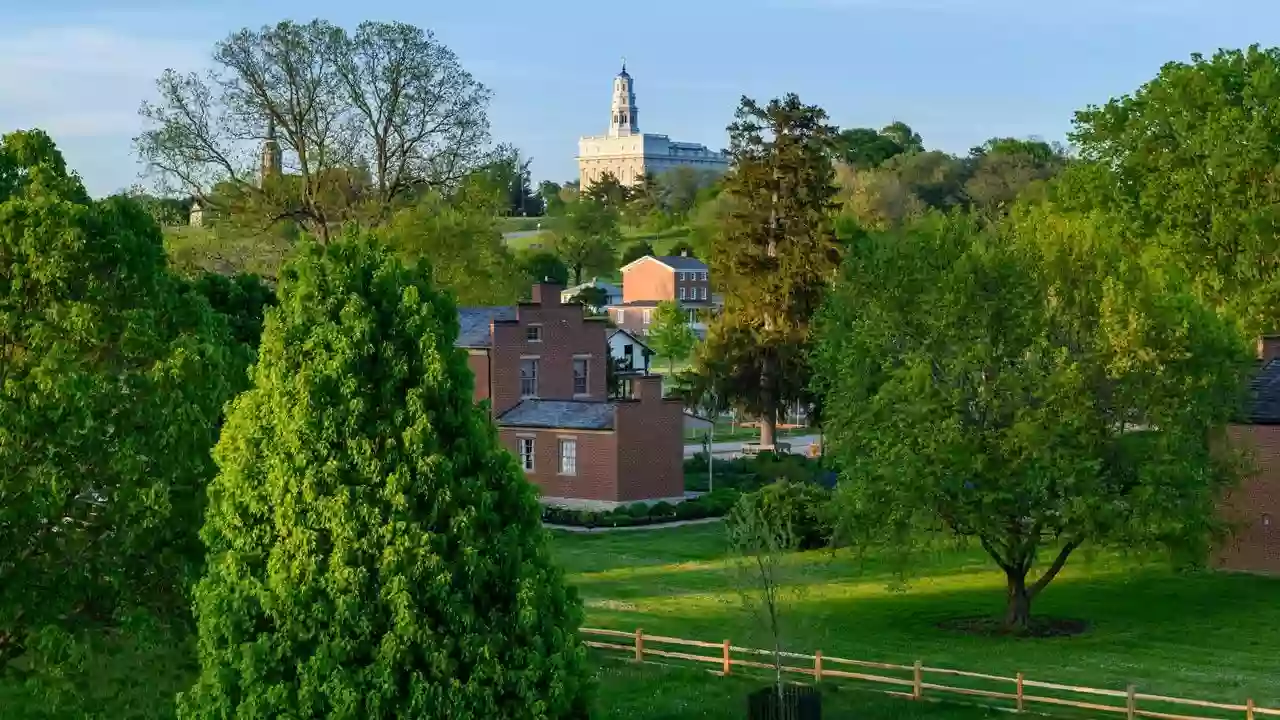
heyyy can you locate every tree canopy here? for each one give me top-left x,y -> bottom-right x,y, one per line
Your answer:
179,236 -> 588,718
136,19 -> 495,242
815,208 -> 1251,630
1065,44 -> 1280,335
0,130 -> 242,654
647,300 -> 697,373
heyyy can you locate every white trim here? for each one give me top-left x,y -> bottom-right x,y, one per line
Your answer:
618,255 -> 708,275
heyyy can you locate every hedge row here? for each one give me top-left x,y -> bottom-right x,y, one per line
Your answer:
541,488 -> 741,528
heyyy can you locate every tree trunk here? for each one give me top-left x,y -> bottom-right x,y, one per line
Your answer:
1004,569 -> 1032,632
759,410 -> 777,448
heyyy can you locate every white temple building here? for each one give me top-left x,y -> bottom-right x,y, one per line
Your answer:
576,62 -> 729,188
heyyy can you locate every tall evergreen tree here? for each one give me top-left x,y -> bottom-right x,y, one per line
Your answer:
179,235 -> 588,719
696,94 -> 841,446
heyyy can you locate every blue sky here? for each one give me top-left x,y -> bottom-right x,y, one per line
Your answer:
1,0 -> 1276,197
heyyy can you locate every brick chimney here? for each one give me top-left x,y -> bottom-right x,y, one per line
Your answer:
531,281 -> 563,307
1259,335 -> 1280,363
680,249 -> 689,257
631,374 -> 664,402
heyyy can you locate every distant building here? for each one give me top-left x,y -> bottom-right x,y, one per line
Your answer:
189,200 -> 204,227
577,62 -> 729,188
561,278 -> 622,311
606,253 -> 717,339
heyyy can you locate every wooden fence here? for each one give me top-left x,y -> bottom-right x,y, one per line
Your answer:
582,627 -> 1280,720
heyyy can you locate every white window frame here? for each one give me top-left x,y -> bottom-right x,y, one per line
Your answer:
526,324 -> 542,342
677,271 -> 685,281
616,308 -> 625,323
573,356 -> 590,396
518,437 -> 535,471
558,438 -> 577,476
520,357 -> 539,398
700,271 -> 708,281
700,286 -> 708,300
679,287 -> 686,300
642,309 -> 652,324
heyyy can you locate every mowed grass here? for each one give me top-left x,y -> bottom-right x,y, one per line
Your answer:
552,524 -> 1280,713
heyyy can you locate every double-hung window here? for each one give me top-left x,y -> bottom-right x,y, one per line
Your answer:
573,358 -> 589,395
520,358 -> 539,398
559,439 -> 577,475
518,437 -> 535,471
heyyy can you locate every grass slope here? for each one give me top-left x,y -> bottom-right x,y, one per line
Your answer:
552,524 -> 1280,712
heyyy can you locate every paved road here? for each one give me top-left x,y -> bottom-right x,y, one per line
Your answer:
683,434 -> 820,459
502,229 -> 548,241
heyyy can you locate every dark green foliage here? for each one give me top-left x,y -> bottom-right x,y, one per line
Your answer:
541,491 -> 742,528
667,240 -> 695,258
186,271 -> 276,349
620,240 -> 655,265
179,235 -> 588,718
521,248 -> 570,285
0,130 -> 241,656
695,94 -> 842,447
728,481 -> 833,551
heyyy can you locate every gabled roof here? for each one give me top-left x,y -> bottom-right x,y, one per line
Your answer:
497,399 -> 616,430
1247,359 -> 1280,424
561,278 -> 621,296
618,255 -> 708,274
608,328 -> 651,351
456,306 -> 517,348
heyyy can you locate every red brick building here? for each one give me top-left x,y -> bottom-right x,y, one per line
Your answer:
457,283 -> 686,508
607,253 -> 716,339
1216,336 -> 1280,574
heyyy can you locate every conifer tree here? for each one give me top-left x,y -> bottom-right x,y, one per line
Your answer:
179,234 -> 589,719
697,94 -> 842,446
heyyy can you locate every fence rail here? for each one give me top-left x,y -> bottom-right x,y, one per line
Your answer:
583,627 -> 1280,720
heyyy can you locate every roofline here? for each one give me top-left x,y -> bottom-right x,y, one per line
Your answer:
498,423 -> 615,434
608,327 -> 652,350
618,255 -> 665,274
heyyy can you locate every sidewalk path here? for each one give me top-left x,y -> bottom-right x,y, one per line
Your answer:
683,434 -> 820,459
545,517 -> 724,533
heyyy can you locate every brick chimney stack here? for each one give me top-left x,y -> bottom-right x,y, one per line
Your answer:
531,281 -> 563,307
631,374 -> 664,402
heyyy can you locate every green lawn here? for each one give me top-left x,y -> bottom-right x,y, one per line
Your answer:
551,524 -> 1280,715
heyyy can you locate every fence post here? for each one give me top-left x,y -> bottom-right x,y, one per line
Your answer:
1248,698 -> 1255,720
1016,672 -> 1024,713
913,660 -> 923,700
722,640 -> 731,676
634,628 -> 644,663
814,650 -> 823,682
1126,685 -> 1137,720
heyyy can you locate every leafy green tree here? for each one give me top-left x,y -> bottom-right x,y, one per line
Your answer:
519,249 -> 569,286
815,209 -> 1251,631
963,138 -> 1068,217
1067,45 -> 1280,335
569,285 -> 609,312
179,235 -> 589,718
647,300 -> 697,373
668,240 -> 696,258
581,171 -> 631,208
137,20 -> 495,242
186,271 -> 277,349
832,127 -> 904,169
0,130 -> 242,657
539,180 -> 566,216
555,195 -> 620,284
696,94 -> 842,447
620,240 -> 656,265
380,177 -> 526,305
879,121 -> 924,154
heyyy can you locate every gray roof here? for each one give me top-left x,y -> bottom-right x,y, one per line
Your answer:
654,255 -> 708,271
456,306 -> 516,348
1247,359 -> 1280,423
496,400 -> 617,430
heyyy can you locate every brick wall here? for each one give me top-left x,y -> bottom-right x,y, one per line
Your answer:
466,350 -> 490,407
614,374 -> 685,501
622,260 -> 675,303
500,428 -> 619,502
1216,424 -> 1280,574
489,284 -> 609,415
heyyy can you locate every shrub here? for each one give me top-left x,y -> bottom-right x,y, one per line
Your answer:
626,502 -> 652,518
729,480 -> 833,551
179,237 -> 589,718
620,240 -> 656,265
649,501 -> 677,518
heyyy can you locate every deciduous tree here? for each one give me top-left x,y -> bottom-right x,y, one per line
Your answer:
555,195 -> 620,284
647,300 -> 697,373
815,208 -> 1251,631
1066,45 -> 1280,335
179,236 -> 589,718
136,19 -> 494,243
697,94 -> 842,447
0,130 -> 241,657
